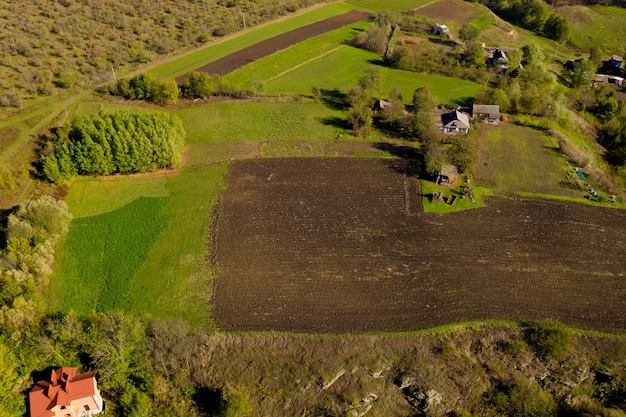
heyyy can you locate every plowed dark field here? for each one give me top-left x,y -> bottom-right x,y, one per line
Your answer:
176,10 -> 372,83
212,158 -> 626,333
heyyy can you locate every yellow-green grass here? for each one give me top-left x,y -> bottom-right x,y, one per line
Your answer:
48,162 -> 228,325
560,5 -> 626,51
149,3 -> 354,80
225,20 -> 370,89
475,123 -> 579,198
345,0 -> 435,13
421,180 -> 492,213
65,175 -> 171,218
174,100 -> 347,144
262,46 -> 479,104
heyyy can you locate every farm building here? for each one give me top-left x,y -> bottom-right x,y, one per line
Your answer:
435,23 -> 448,35
29,367 -> 104,417
595,73 -> 624,86
473,104 -> 500,125
440,110 -> 470,133
437,164 -> 459,187
609,55 -> 623,69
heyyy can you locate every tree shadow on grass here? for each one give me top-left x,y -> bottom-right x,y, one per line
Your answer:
374,142 -> 423,177
317,88 -> 347,111
319,116 -> 350,130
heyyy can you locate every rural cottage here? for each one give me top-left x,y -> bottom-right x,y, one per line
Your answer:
29,367 -> 104,417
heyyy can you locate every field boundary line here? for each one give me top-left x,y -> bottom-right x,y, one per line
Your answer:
265,45 -> 346,83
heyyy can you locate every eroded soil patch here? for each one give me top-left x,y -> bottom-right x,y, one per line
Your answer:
212,158 -> 626,333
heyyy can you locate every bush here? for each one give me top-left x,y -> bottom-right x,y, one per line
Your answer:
525,320 -> 570,361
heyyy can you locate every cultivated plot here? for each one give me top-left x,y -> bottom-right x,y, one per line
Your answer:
213,158 -> 626,333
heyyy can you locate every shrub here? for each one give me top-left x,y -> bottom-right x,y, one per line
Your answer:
524,320 -> 570,361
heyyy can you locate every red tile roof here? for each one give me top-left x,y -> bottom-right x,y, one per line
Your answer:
29,367 -> 98,417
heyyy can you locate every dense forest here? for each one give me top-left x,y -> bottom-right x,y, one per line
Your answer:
0,0 -> 324,112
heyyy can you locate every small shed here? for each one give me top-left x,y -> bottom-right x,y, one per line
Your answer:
435,23 -> 449,35
472,104 -> 500,125
438,164 -> 459,187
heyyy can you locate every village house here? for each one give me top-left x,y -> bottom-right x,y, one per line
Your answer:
29,367 -> 104,417
437,164 -> 459,187
594,73 -> 624,87
439,110 -> 470,133
472,104 -> 500,125
434,23 -> 448,35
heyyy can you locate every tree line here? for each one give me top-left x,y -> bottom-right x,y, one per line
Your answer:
112,71 -> 251,105
41,110 -> 186,184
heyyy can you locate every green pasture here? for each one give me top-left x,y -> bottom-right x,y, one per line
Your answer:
261,46 -> 479,104
174,100 -> 346,144
475,123 -> 578,198
345,0 -> 434,13
149,3 -> 353,80
560,6 -> 626,51
49,163 -> 228,325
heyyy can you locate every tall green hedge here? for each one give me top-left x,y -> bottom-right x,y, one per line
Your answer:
42,110 -> 185,183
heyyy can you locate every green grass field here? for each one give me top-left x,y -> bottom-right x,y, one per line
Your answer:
475,123 -> 579,198
51,196 -> 169,314
149,3 -> 354,79
261,46 -> 479,104
560,5 -> 626,51
175,100 -> 347,144
49,162 -> 228,325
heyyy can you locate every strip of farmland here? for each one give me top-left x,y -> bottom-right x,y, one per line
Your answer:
175,10 -> 372,82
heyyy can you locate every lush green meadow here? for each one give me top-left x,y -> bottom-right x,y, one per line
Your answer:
560,5 -> 626,51
260,46 -> 479,104
150,3 -> 354,79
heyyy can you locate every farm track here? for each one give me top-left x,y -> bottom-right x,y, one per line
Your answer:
175,10 -> 372,82
213,158 -> 626,334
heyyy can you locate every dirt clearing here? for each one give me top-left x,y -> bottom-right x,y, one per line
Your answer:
212,158 -> 626,333
416,0 -> 483,27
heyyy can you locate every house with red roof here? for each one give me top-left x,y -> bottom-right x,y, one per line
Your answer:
29,367 -> 103,417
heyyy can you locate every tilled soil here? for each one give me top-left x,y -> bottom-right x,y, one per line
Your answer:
176,10 -> 372,83
212,158 -> 626,333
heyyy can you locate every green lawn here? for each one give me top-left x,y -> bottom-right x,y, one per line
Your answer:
421,180 -> 492,213
150,3 -> 354,80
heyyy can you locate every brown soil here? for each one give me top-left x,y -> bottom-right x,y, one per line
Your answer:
175,10 -> 372,83
416,0 -> 483,27
212,158 -> 626,333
